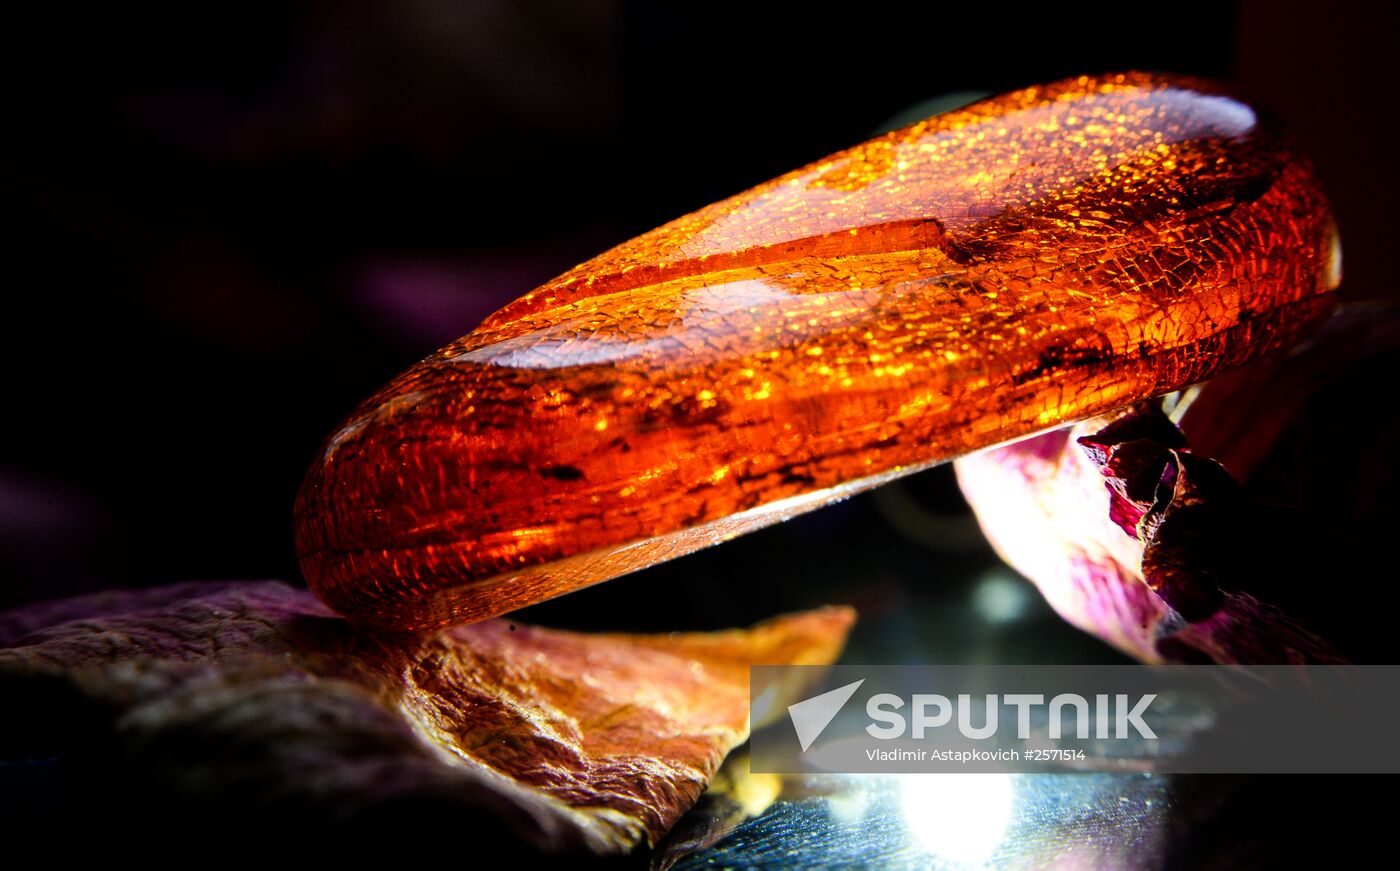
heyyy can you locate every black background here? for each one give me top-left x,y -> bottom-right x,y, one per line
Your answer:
2,1 -> 1395,652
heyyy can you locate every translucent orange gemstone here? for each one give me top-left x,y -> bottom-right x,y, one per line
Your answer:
295,72 -> 1340,630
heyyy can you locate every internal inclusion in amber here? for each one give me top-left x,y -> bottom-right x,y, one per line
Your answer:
295,72 -> 1340,630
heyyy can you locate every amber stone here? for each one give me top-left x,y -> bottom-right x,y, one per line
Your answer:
295,72 -> 1340,629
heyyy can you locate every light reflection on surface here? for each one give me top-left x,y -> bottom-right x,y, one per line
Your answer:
900,773 -> 1014,866
666,769 -> 1170,870
971,572 -> 1035,625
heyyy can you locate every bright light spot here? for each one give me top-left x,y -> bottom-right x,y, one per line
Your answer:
825,787 -> 871,826
972,573 -> 1033,624
901,773 -> 1014,866
1325,221 -> 1343,291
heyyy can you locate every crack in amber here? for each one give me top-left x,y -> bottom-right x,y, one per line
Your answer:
295,72 -> 1340,630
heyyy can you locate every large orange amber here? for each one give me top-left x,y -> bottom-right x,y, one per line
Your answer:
295,73 -> 1340,629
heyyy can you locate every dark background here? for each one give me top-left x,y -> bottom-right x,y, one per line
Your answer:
2,1 -> 1395,658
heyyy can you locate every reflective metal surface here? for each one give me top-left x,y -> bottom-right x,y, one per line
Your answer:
665,770 -> 1170,870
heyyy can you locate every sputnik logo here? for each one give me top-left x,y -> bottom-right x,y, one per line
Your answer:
787,679 -> 865,751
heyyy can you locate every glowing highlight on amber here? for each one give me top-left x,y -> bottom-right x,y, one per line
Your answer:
295,73 -> 1340,629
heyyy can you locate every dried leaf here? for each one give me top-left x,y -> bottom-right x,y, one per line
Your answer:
651,750 -> 783,871
0,581 -> 852,854
955,308 -> 1400,663
956,410 -> 1346,664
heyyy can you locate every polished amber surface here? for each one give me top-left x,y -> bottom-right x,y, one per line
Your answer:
296,72 -> 1340,629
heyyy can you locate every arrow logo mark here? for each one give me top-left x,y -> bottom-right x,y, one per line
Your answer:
787,679 -> 864,752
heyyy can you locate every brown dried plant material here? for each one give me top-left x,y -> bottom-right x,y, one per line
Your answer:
0,581 -> 853,854
956,413 -> 1344,664
651,750 -> 783,871
956,307 -> 1398,664
294,72 -> 1339,630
